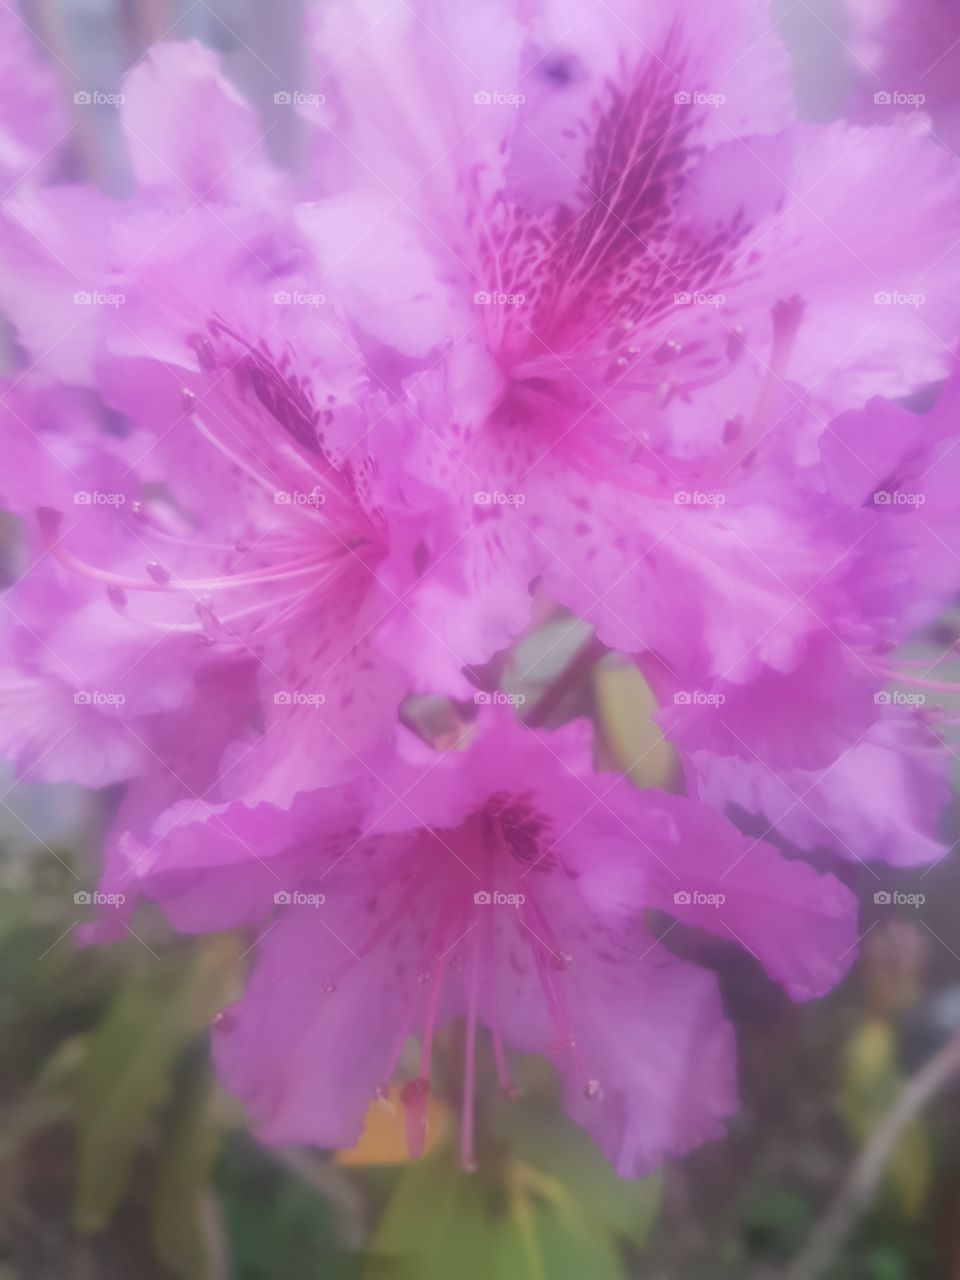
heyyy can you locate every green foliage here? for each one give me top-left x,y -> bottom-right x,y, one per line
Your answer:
492,1098 -> 662,1246
217,1136 -> 362,1280
150,1058 -> 225,1280
839,1017 -> 931,1217
365,1146 -> 625,1280
74,935 -> 239,1232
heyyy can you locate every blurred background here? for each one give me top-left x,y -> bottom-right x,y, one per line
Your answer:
3,2 -> 960,1278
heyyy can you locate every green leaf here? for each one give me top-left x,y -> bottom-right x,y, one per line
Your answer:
493,1100 -> 661,1246
594,662 -> 676,790
74,935 -> 239,1232
365,1147 -> 624,1280
217,1134 -> 360,1280
838,1017 -> 930,1218
150,1060 -> 225,1280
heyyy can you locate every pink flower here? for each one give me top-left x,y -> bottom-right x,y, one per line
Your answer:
0,5 -> 67,188
300,0 -> 960,703
846,0 -> 960,149
116,715 -> 856,1174
0,44 -> 529,809
0,6 -> 952,1183
646,374 -> 960,867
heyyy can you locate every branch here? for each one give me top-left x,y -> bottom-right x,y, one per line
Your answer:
523,633 -> 608,727
783,1033 -> 960,1280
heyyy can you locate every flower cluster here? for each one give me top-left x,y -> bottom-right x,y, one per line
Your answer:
1,0 -> 959,1177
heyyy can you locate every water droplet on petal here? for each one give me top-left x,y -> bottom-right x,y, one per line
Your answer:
181,387 -> 197,413
107,584 -> 128,608
654,340 -> 682,365
146,561 -> 171,584
213,1007 -> 236,1032
196,602 -> 222,639
551,951 -> 573,971
584,1078 -> 603,1101
400,1076 -> 431,1158
550,1034 -> 576,1054
416,970 -> 431,984
36,506 -> 63,540
320,980 -> 337,994
450,954 -> 465,972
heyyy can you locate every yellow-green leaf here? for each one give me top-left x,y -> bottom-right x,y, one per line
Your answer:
594,663 -> 676,790
74,935 -> 239,1232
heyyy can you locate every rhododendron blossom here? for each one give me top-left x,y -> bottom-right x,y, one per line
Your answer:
111,715 -> 855,1174
1,0 -> 959,1181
